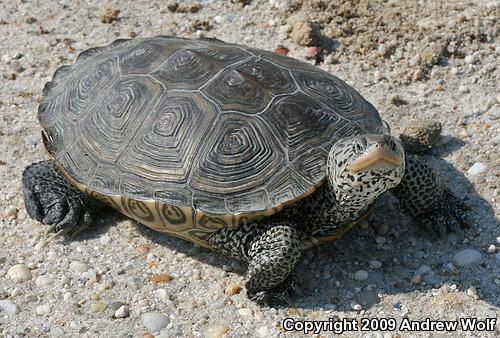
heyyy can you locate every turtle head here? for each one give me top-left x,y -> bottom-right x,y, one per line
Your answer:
327,134 -> 405,202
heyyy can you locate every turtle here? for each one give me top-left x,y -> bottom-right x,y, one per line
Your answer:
22,36 -> 469,305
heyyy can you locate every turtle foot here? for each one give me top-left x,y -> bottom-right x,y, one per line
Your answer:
22,160 -> 94,237
418,187 -> 471,239
248,278 -> 296,307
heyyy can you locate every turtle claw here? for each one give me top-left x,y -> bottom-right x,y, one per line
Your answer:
248,278 -> 297,307
418,187 -> 471,239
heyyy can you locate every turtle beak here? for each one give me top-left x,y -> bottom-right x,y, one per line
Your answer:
347,143 -> 403,173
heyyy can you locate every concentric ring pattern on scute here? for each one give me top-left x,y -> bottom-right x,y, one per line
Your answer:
39,36 -> 383,233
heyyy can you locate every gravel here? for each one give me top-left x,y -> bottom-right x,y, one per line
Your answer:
0,0 -> 499,337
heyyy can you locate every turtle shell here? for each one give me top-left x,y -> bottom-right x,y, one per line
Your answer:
39,36 -> 383,247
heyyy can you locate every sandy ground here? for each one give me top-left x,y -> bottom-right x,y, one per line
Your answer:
0,0 -> 499,337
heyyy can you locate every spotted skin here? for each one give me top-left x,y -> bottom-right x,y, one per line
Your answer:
393,154 -> 470,237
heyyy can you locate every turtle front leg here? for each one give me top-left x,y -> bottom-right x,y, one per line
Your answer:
393,154 -> 470,237
208,222 -> 301,306
22,160 -> 98,237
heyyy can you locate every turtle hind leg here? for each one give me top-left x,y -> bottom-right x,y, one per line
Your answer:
393,154 -> 470,238
22,160 -> 98,237
208,222 -> 302,306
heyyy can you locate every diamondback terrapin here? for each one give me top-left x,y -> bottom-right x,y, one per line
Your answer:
22,36 -> 469,305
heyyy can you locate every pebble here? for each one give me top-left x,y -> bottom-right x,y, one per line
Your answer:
141,312 -> 170,332
7,264 -> 32,282
0,300 -> 20,316
495,253 -> 500,263
375,236 -> 387,244
224,282 -> 241,296
351,302 -> 363,311
36,304 -> 51,316
453,249 -> 482,266
1,206 -> 18,219
354,270 -> 369,281
369,260 -> 382,269
464,54 -> 477,64
69,261 -> 89,273
487,245 -> 496,254
256,326 -> 272,337
206,324 -> 230,338
493,134 -> 500,145
99,235 -> 111,245
238,308 -> 253,317
35,274 -> 54,287
91,301 -> 107,313
114,305 -> 130,318
467,162 -> 487,176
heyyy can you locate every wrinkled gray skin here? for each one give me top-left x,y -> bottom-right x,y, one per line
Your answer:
22,134 -> 469,306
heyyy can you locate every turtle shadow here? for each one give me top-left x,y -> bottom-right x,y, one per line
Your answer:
289,156 -> 499,311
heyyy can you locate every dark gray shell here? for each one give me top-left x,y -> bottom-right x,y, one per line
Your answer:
39,36 -> 383,244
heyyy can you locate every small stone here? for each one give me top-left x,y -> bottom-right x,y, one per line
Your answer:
114,305 -> 129,318
7,264 -> 32,282
148,273 -> 173,283
466,286 -> 478,298
99,235 -> 111,245
36,304 -> 51,316
375,236 -> 386,244
142,312 -> 170,332
369,260 -> 382,269
495,253 -> 500,263
35,275 -> 53,287
305,46 -> 321,60
69,261 -> 89,273
351,302 -> 363,311
238,308 -> 253,317
413,69 -> 424,81
487,245 -> 496,254
458,85 -> 470,94
354,270 -> 369,281
1,206 -> 18,219
467,162 -> 487,176
359,220 -> 370,229
206,324 -> 230,338
453,249 -> 482,267
63,292 -> 72,301
411,275 -> 423,284
256,326 -> 271,338
289,20 -> 321,47
10,288 -> 22,297
224,282 -> 241,296
274,46 -> 289,56
136,243 -> 156,255
91,302 -> 107,313
464,54 -> 477,64
101,7 -> 120,23
0,300 -> 19,316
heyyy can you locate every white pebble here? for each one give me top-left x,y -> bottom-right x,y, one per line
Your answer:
141,312 -> 170,331
351,302 -> 363,311
493,134 -> 500,145
464,54 -> 477,64
453,249 -> 482,266
99,235 -> 111,245
370,260 -> 382,269
238,308 -> 253,317
213,15 -> 224,24
63,292 -> 72,301
7,264 -> 32,283
69,261 -> 89,273
206,325 -> 230,338
467,162 -> 487,176
35,275 -> 53,287
354,270 -> 369,281
0,300 -> 20,316
10,288 -> 22,297
114,305 -> 129,318
487,245 -> 496,254
36,304 -> 51,316
256,326 -> 271,338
